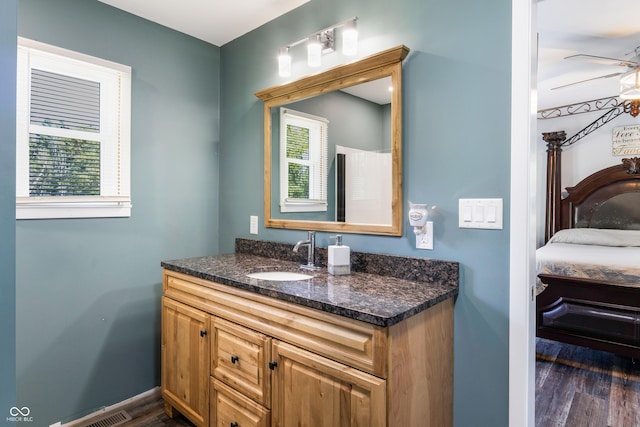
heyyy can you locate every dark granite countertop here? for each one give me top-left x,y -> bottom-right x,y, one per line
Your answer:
162,242 -> 459,327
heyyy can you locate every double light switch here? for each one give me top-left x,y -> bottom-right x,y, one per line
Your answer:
458,198 -> 503,229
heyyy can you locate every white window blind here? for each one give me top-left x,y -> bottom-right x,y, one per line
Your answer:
16,38 -> 131,219
279,108 -> 328,213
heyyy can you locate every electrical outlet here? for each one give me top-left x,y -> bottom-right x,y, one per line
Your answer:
416,221 -> 433,250
250,216 -> 258,234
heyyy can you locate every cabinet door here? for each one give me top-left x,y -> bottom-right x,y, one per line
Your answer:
162,297 -> 210,427
211,317 -> 271,406
210,378 -> 270,427
272,341 -> 386,427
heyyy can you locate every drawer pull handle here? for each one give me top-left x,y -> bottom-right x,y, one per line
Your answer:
269,361 -> 278,370
231,355 -> 239,364
230,423 -> 239,427
200,330 -> 207,337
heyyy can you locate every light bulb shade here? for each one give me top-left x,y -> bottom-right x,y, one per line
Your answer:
620,68 -> 640,100
307,35 -> 322,67
278,47 -> 291,77
342,20 -> 358,56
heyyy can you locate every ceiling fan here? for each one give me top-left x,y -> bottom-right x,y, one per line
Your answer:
553,46 -> 640,99
551,46 -> 640,116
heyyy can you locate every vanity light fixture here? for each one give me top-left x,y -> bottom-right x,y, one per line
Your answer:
342,19 -> 358,56
278,47 -> 292,77
277,17 -> 358,77
307,33 -> 324,67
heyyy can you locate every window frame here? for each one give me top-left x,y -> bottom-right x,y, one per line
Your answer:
16,37 -> 132,219
279,108 -> 328,213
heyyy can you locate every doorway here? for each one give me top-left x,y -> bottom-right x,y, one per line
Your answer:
509,0 -> 536,425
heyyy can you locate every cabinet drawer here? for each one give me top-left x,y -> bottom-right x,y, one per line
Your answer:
164,270 -> 388,377
211,317 -> 271,406
210,378 -> 270,427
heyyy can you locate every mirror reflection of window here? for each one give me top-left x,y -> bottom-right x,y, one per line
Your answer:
279,108 -> 329,212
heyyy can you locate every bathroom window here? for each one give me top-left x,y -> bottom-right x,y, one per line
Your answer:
279,108 -> 328,213
16,37 -> 131,219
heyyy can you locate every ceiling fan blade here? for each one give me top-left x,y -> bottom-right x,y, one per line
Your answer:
551,72 -> 623,90
564,54 -> 637,68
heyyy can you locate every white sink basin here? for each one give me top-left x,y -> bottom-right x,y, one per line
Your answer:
247,271 -> 314,281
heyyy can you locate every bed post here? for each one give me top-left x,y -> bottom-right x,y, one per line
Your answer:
542,131 -> 566,242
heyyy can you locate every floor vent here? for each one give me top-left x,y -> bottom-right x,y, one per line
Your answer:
76,410 -> 132,427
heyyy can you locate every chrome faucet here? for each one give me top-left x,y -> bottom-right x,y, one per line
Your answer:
293,231 -> 320,270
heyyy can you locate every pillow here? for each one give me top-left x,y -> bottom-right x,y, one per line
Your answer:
548,228 -> 640,247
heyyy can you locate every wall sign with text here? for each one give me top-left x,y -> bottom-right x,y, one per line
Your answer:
612,125 -> 640,155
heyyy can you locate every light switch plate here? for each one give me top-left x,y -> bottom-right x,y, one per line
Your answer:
458,198 -> 503,229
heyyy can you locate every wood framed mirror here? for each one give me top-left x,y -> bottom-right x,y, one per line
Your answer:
255,45 -> 409,236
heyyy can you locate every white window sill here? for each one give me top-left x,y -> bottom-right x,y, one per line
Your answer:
16,201 -> 132,219
280,201 -> 328,213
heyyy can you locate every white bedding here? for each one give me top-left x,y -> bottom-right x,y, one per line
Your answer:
536,228 -> 640,286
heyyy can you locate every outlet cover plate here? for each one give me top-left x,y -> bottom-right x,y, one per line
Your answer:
416,221 -> 434,249
250,216 -> 258,234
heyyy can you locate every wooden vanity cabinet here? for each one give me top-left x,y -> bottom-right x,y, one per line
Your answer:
161,269 -> 454,427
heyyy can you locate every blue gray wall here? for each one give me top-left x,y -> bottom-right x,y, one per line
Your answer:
16,0 -> 220,424
219,1 -> 511,426
0,0 -> 17,421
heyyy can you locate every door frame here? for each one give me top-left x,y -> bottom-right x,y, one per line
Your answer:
509,0 -> 536,425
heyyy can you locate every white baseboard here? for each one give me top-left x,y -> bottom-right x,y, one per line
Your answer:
50,387 -> 160,427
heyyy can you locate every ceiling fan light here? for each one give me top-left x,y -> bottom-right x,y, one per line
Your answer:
620,68 -> 640,99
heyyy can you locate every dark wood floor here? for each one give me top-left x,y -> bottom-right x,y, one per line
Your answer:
536,338 -> 640,427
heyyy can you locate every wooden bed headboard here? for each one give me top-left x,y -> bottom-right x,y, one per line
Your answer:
561,159 -> 640,230
543,130 -> 640,241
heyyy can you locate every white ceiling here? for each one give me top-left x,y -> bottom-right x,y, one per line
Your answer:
98,0 -> 310,47
538,0 -> 640,110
